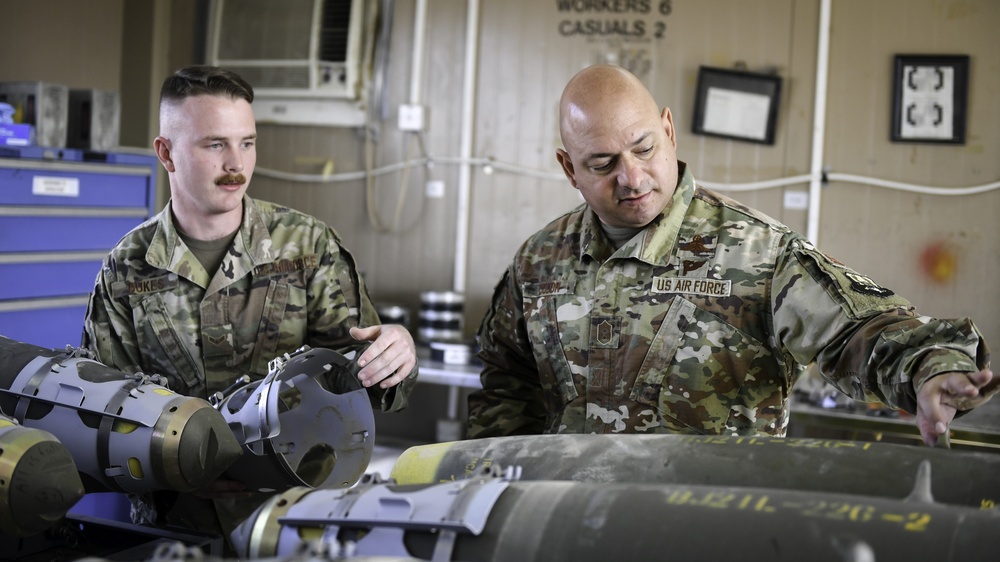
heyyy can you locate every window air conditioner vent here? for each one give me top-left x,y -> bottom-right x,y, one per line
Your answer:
207,0 -> 372,113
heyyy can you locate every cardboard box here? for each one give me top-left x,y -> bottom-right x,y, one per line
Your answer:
67,89 -> 121,152
0,81 -> 69,148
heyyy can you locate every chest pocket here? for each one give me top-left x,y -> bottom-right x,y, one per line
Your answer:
522,282 -> 581,411
249,279 -> 309,376
138,293 -> 202,391
629,296 -> 767,434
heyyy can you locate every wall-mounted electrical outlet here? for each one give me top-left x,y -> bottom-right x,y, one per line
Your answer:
426,180 -> 445,198
783,191 -> 809,210
398,104 -> 426,131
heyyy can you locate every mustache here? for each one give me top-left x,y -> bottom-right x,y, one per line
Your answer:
617,182 -> 655,199
215,174 -> 247,185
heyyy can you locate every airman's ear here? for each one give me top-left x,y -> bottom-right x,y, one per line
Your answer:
153,136 -> 175,173
661,107 -> 677,150
556,148 -> 578,189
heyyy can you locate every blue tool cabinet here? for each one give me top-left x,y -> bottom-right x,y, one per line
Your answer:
0,146 -> 159,349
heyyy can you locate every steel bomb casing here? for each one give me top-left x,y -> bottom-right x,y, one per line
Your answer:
217,346 -> 376,492
233,468 -> 1000,562
0,335 -> 242,494
0,412 -> 84,536
391,434 -> 1000,510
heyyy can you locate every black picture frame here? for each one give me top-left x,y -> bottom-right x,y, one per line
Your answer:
691,66 -> 782,145
891,54 -> 969,144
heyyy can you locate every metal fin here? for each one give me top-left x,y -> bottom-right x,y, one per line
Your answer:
904,459 -> 936,504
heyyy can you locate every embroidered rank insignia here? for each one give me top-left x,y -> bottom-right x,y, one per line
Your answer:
590,316 -> 621,348
597,319 -> 614,345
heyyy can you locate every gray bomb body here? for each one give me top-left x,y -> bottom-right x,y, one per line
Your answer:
0,334 -> 242,493
390,434 -> 1000,510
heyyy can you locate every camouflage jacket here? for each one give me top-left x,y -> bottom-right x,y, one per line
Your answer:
82,195 -> 416,411
467,164 -> 989,438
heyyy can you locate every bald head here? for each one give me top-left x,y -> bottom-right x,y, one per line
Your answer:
559,65 -> 663,152
554,64 -> 679,229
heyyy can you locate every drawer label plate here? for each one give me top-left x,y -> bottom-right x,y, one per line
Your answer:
32,176 -> 80,197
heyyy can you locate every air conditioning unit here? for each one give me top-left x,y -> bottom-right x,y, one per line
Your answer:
206,0 -> 376,127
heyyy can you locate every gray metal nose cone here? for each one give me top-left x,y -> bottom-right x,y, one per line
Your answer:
175,406 -> 243,490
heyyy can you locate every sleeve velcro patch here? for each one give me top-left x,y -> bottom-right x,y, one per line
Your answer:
795,244 -> 912,319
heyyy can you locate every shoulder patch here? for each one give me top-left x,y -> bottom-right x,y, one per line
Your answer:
795,246 -> 910,318
843,270 -> 895,297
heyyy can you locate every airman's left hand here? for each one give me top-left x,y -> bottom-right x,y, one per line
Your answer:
915,368 -> 996,447
350,324 -> 417,389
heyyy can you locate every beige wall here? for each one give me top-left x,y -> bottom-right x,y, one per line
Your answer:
820,0 -> 1000,342
0,0 -> 124,90
4,0 -> 998,347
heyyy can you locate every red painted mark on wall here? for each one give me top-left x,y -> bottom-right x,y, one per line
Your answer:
919,242 -> 958,284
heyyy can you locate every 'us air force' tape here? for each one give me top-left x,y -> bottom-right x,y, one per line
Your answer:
653,276 -> 732,297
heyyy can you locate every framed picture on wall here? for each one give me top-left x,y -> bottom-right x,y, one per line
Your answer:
691,66 -> 782,145
891,54 -> 969,144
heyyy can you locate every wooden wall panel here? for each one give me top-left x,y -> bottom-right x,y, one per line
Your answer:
820,0 -> 1000,343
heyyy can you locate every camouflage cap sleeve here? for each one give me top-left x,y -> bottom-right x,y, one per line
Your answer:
303,226 -> 416,413
304,227 -> 373,343
82,257 -> 144,374
467,267 -> 548,438
772,238 -> 989,413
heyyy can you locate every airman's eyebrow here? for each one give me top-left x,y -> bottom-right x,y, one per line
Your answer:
585,132 -> 653,162
199,133 -> 258,142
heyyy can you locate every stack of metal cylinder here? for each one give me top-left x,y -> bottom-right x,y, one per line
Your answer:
417,291 -> 465,343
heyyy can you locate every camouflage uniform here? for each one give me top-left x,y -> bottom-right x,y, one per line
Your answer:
82,195 -> 416,539
467,163 -> 989,438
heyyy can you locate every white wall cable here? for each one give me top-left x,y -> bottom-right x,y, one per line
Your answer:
254,158 -> 1000,196
254,160 -> 426,183
698,174 -> 813,192
825,174 -> 1000,196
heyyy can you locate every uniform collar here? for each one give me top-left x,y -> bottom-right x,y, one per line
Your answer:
238,195 -> 277,265
580,162 -> 697,266
146,195 -> 277,290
